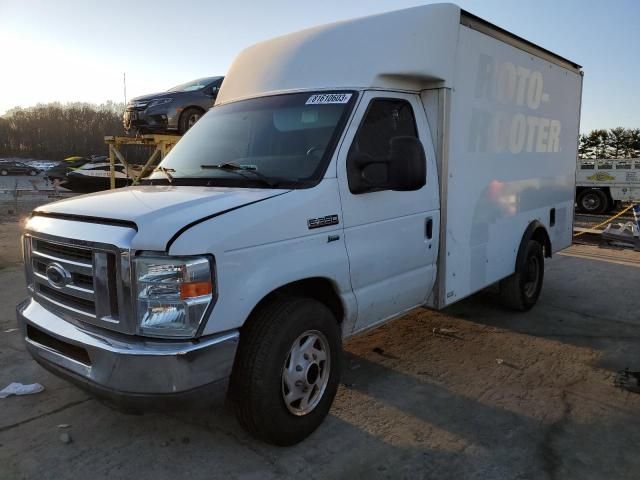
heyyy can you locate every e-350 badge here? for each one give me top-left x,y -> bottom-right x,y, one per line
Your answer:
307,215 -> 339,229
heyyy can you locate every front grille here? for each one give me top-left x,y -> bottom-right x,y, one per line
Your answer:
26,235 -> 129,332
39,284 -> 96,315
33,239 -> 93,262
33,259 -> 93,289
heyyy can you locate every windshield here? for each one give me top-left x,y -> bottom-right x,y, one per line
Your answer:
167,77 -> 219,93
147,91 -> 357,188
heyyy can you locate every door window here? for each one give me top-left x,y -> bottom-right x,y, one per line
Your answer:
347,99 -> 418,193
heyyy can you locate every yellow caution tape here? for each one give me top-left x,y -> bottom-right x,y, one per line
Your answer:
574,203 -> 636,237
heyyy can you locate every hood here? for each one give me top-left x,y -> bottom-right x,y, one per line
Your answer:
129,91 -> 173,103
34,186 -> 289,251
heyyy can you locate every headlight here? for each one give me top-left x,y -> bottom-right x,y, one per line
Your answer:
133,255 -> 214,338
147,98 -> 173,108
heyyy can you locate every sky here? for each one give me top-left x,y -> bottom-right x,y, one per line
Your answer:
0,0 -> 638,132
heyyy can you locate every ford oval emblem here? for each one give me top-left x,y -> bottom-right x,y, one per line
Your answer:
45,263 -> 72,289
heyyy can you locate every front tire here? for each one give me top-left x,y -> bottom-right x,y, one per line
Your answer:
229,296 -> 342,446
499,240 -> 544,311
29,169 -> 38,176
178,107 -> 204,134
0,169 -> 7,176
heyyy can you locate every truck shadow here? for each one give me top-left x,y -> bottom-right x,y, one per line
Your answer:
173,349 -> 639,479
176,402 -> 481,479
334,351 -> 640,479
442,252 -> 640,373
339,351 -> 538,452
171,352 -> 547,479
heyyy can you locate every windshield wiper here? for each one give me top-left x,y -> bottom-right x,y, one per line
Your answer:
153,166 -> 175,183
200,162 -> 278,187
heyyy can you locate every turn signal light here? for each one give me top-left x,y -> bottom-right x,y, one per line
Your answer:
180,281 -> 212,300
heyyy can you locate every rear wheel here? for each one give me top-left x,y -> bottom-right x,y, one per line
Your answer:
577,188 -> 608,214
499,240 -> 544,311
229,296 -> 342,446
28,169 -> 38,176
179,107 -> 204,134
0,169 -> 7,176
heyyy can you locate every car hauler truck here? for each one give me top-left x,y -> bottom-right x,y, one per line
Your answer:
17,4 -> 582,445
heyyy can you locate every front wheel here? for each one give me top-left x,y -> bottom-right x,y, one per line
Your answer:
28,169 -> 38,176
229,296 -> 342,446
0,169 -> 7,176
178,107 -> 204,134
499,240 -> 544,311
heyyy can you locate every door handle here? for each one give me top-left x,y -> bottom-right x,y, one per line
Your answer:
425,218 -> 433,239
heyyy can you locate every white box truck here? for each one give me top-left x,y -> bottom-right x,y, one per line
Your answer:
17,4 -> 582,445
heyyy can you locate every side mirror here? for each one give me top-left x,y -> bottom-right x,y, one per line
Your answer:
387,136 -> 427,191
347,136 -> 426,194
208,86 -> 220,97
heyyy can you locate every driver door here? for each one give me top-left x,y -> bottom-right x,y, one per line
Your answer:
337,91 -> 439,333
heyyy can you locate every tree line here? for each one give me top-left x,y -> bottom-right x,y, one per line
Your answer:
0,102 -> 124,160
579,127 -> 640,159
1,102 -> 639,162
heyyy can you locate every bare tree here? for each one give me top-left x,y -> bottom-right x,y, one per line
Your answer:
0,102 -> 124,160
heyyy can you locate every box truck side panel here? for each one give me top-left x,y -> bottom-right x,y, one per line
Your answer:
442,24 -> 582,306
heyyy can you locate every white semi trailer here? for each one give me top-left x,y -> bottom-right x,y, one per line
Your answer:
18,4 -> 582,445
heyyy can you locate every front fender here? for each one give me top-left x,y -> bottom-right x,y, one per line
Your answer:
210,233 -> 356,335
167,181 -> 357,335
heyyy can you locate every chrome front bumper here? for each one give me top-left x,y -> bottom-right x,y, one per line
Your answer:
18,298 -> 239,407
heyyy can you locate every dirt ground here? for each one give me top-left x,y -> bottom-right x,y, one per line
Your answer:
0,218 -> 24,269
1,218 -> 639,479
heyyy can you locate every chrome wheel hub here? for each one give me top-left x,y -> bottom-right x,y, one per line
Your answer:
188,113 -> 201,128
281,330 -> 330,416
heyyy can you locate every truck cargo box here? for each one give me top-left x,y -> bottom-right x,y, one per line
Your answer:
219,4 -> 583,308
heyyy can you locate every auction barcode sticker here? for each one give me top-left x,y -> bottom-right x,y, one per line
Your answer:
306,93 -> 352,105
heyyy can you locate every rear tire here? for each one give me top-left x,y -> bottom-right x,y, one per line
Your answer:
29,169 -> 38,176
577,188 -> 608,214
499,240 -> 544,311
229,296 -> 342,446
0,169 -> 7,176
179,107 -> 204,134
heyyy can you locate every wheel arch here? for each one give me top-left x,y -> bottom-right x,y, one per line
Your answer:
577,186 -> 610,194
516,221 -> 552,271
243,277 -> 345,330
